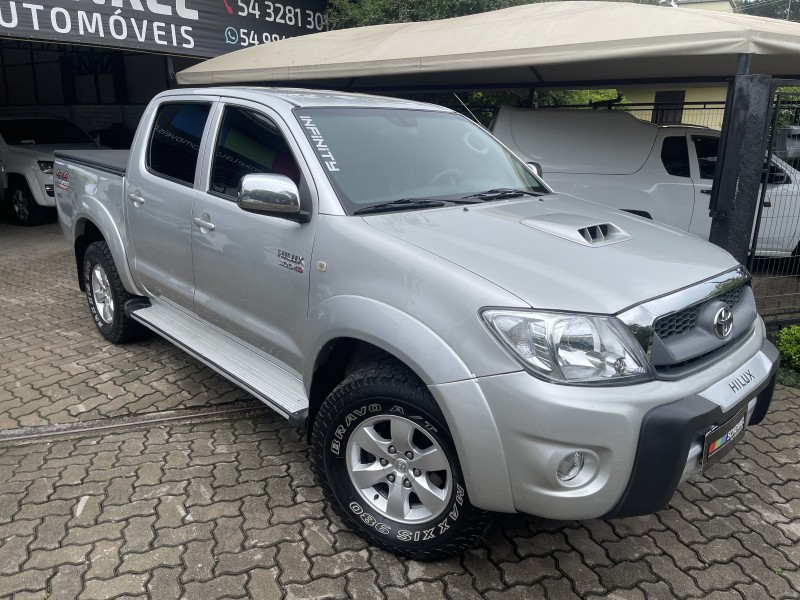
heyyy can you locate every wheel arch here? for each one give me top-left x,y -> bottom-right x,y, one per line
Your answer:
4,172 -> 28,205
6,172 -> 27,189
73,214 -> 141,296
304,296 -> 474,438
307,337 -> 394,439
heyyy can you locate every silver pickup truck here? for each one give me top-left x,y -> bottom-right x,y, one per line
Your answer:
55,87 -> 778,560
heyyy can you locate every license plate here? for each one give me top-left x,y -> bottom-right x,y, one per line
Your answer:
702,407 -> 747,471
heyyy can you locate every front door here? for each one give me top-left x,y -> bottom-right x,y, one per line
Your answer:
191,100 -> 316,374
125,99 -> 214,308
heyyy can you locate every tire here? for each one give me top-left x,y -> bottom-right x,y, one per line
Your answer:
83,241 -> 147,344
311,361 -> 491,560
9,181 -> 45,226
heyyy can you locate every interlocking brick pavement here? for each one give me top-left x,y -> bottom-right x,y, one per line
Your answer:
0,399 -> 798,600
0,221 -> 249,430
1,219 -> 800,599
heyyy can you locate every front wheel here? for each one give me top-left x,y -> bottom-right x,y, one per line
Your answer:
311,361 -> 490,560
83,241 -> 147,344
10,181 -> 45,226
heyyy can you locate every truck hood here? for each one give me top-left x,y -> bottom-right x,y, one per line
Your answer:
8,144 -> 99,160
363,194 -> 739,314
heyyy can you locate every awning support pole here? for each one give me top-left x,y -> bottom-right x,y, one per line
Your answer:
708,55 -> 773,265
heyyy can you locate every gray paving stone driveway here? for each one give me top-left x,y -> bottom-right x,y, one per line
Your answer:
1,219 -> 799,599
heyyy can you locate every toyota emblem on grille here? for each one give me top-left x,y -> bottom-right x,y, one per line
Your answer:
714,306 -> 733,339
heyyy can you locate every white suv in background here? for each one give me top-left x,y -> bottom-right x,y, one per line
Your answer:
491,107 -> 800,257
0,118 -> 99,226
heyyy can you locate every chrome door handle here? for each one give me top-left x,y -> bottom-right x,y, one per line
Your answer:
700,189 -> 712,195
193,217 -> 215,231
128,191 -> 145,206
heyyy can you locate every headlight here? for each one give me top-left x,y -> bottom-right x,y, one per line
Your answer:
38,161 -> 53,174
482,309 -> 652,385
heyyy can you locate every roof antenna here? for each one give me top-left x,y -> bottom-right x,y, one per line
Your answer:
453,93 -> 488,130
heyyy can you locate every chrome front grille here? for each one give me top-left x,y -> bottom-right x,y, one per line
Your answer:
617,266 -> 756,379
654,283 -> 746,341
654,304 -> 702,340
717,286 -> 745,309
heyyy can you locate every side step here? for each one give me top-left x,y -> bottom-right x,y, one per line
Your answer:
127,300 -> 308,423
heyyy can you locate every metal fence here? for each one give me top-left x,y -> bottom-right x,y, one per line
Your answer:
748,91 -> 800,325
613,101 -> 726,130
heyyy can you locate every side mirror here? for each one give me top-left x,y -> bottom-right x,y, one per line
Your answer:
237,173 -> 302,217
527,162 -> 543,177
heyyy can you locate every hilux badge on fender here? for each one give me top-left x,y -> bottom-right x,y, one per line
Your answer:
278,249 -> 305,274
713,306 -> 733,339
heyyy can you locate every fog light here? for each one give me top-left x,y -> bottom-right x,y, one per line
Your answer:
557,452 -> 585,482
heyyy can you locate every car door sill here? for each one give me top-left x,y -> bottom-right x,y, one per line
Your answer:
128,300 -> 308,420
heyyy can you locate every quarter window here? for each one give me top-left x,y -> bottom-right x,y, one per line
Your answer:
147,103 -> 211,186
693,136 -> 719,181
661,136 -> 690,178
210,106 -> 301,199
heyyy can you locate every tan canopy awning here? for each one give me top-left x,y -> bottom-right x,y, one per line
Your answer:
177,1 -> 800,89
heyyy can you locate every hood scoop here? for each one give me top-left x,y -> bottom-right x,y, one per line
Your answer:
521,213 -> 632,247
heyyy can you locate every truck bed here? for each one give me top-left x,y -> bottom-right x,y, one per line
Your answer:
54,149 -> 129,177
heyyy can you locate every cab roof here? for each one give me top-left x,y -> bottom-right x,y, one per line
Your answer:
157,86 -> 450,112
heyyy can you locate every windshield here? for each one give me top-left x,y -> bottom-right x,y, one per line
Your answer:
294,108 -> 547,214
0,119 -> 95,145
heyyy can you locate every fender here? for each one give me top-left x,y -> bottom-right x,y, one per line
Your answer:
72,194 -> 143,297
304,294 -> 515,513
303,295 -> 474,391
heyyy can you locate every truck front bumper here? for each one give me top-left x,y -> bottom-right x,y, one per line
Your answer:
604,341 -> 777,518
429,320 -> 778,519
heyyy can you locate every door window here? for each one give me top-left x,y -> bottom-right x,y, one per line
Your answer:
661,136 -> 690,178
210,106 -> 301,199
692,136 -> 719,180
147,102 -> 211,186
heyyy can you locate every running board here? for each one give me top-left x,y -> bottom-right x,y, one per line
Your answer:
127,301 -> 308,422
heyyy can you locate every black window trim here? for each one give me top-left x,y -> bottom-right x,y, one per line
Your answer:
207,101 -> 304,201
691,134 -> 719,182
660,134 -> 691,179
145,100 -> 213,189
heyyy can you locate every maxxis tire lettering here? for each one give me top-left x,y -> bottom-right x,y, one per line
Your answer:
348,501 -> 392,536
310,360 -> 491,560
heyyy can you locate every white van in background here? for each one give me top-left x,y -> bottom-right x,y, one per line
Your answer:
490,107 -> 800,256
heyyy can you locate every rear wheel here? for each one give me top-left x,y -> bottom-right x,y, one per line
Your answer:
10,181 -> 45,226
83,241 -> 147,344
311,361 -> 491,560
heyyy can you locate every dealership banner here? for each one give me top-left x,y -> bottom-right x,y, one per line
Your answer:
0,0 -> 327,57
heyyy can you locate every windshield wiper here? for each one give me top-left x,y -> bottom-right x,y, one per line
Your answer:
353,198 -> 448,215
464,188 -> 544,200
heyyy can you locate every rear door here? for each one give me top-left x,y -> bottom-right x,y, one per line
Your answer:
688,134 -> 799,254
125,97 -> 215,308
191,99 -> 316,374
687,134 -> 717,239
646,132 -> 695,231
753,158 -> 800,255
